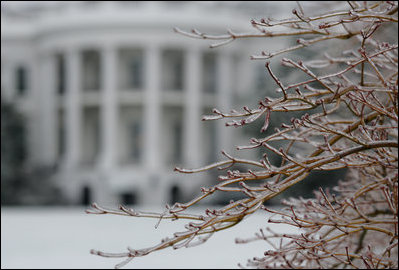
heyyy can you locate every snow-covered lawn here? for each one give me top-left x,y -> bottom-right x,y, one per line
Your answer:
1,206 -> 297,269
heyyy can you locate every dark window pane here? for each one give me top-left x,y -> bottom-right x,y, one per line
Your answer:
162,50 -> 184,91
119,49 -> 144,90
129,59 -> 142,88
58,110 -> 65,158
170,185 -> 182,204
130,120 -> 142,162
203,52 -> 217,93
173,121 -> 182,163
82,108 -> 100,165
56,54 -> 66,95
82,50 -> 101,91
128,53 -> 143,89
15,66 -> 28,95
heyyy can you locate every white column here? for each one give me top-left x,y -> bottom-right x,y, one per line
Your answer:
39,53 -> 57,166
183,48 -> 202,168
64,49 -> 81,169
1,63 -> 13,101
217,51 -> 233,153
142,45 -> 165,205
144,45 -> 161,171
98,46 -> 118,170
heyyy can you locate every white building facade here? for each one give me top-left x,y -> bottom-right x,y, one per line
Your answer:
1,2 -> 283,206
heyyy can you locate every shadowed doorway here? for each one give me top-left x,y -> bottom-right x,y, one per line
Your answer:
170,185 -> 182,205
81,185 -> 91,206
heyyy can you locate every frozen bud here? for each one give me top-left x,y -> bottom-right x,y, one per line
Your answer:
212,108 -> 221,114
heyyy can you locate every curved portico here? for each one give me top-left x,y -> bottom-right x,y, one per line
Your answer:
1,2 -> 258,206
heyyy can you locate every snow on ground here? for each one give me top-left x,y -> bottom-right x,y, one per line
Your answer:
1,206 -> 298,269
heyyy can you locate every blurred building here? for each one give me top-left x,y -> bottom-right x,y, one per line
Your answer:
1,1 -> 286,206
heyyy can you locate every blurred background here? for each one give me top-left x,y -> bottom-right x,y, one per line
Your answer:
1,1 -> 349,268
1,1 -> 299,207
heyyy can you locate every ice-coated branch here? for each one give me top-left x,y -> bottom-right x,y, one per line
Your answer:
89,1 -> 398,268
